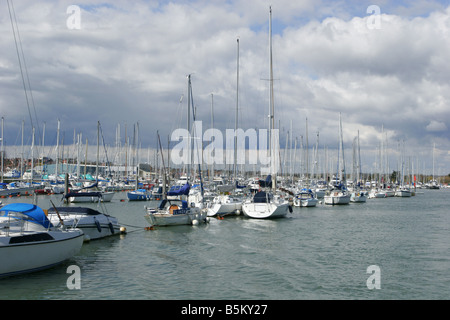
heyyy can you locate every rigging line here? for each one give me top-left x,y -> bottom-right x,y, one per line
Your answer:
7,0 -> 34,132
10,0 -> 42,148
98,122 -> 112,177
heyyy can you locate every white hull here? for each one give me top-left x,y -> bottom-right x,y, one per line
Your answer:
0,229 -> 84,277
145,207 -> 207,227
369,190 -> 386,198
395,189 -> 411,197
241,201 -> 289,219
350,192 -> 367,203
48,212 -> 121,241
293,198 -> 318,207
206,195 -> 242,217
385,190 -> 396,197
68,192 -> 114,203
324,192 -> 350,205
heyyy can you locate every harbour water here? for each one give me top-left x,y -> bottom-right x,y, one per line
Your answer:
0,189 -> 449,300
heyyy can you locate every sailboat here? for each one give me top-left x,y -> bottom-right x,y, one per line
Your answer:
241,7 -> 290,219
144,77 -> 208,227
350,131 -> 367,203
66,122 -> 114,203
293,188 -> 318,207
207,39 -> 243,218
395,140 -> 411,197
324,113 -> 350,205
144,183 -> 207,227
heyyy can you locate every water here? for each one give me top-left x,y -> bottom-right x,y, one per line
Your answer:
1,189 -> 449,300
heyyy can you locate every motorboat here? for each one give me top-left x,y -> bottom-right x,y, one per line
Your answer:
293,188 -> 318,207
0,203 -> 84,278
47,206 -> 123,241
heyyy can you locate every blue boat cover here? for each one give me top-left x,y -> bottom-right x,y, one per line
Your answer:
167,183 -> 190,196
0,203 -> 52,228
253,191 -> 272,203
236,181 -> 246,189
258,175 -> 272,188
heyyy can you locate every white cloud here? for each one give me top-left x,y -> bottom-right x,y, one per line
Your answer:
1,0 -> 450,173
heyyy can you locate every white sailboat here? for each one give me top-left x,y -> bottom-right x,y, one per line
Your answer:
324,113 -> 350,205
208,39 -> 243,217
350,190 -> 368,202
241,7 -> 290,219
66,122 -> 114,203
293,188 -> 318,207
144,77 -> 208,227
395,141 -> 411,197
350,131 -> 367,203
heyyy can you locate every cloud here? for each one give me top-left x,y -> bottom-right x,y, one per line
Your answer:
1,0 -> 450,173
426,120 -> 448,132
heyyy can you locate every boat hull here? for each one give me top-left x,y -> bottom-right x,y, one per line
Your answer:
324,193 -> 350,205
68,192 -> 114,203
127,192 -> 150,201
0,229 -> 84,278
145,208 -> 207,227
293,198 -> 318,207
395,190 -> 411,197
241,202 -> 289,219
350,192 -> 367,203
206,196 -> 242,217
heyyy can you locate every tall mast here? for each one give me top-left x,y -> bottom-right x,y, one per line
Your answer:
56,119 -> 60,180
96,121 -> 100,181
234,38 -> 239,181
211,93 -> 215,179
187,74 -> 191,180
269,6 -> 276,190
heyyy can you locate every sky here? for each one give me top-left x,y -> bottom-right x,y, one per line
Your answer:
1,0 -> 450,176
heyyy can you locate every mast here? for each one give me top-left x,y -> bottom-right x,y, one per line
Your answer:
96,121 -> 99,181
187,74 -> 192,180
56,119 -> 60,180
234,38 -> 239,181
269,6 -> 276,191
31,127 -> 35,181
357,130 -> 361,185
210,93 -> 215,179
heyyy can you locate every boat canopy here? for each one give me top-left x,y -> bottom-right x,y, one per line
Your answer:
0,203 -> 52,228
167,183 -> 190,197
253,191 -> 272,203
158,199 -> 189,210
